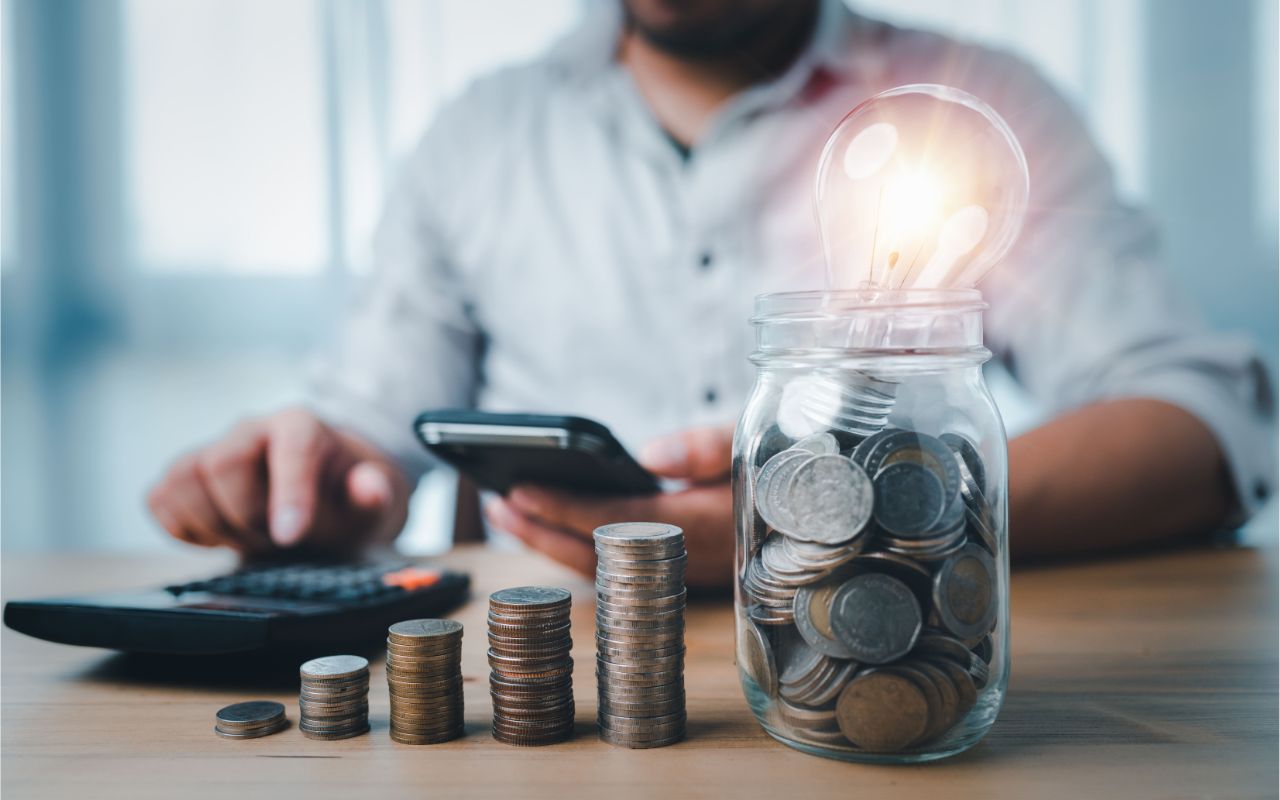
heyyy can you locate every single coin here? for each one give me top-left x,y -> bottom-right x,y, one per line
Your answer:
754,450 -> 808,532
299,655 -> 369,679
873,461 -> 947,535
593,522 -> 685,547
835,671 -> 929,753
932,544 -> 997,641
216,700 -> 285,727
489,586 -> 572,610
741,619 -> 777,696
829,572 -> 922,665
389,619 -> 463,641
786,455 -> 874,545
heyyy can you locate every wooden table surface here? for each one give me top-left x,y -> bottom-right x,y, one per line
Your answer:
2,543 -> 1276,799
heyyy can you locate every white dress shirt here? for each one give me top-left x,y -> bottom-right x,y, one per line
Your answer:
309,0 -> 1275,522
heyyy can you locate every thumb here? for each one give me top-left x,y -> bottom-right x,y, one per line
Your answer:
346,460 -> 394,512
639,425 -> 734,483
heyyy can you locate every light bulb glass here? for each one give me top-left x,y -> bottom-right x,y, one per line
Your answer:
815,84 -> 1029,291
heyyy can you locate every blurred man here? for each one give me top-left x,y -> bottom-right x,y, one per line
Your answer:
147,0 -> 1273,588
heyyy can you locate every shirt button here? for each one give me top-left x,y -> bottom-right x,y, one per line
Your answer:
704,387 -> 718,405
698,251 -> 714,270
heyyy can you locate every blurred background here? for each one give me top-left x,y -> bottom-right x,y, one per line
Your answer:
2,0 -> 1277,554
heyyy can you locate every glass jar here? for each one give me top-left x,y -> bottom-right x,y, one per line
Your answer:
732,289 -> 1009,763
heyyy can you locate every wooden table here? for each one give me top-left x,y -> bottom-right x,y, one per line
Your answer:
3,544 -> 1276,799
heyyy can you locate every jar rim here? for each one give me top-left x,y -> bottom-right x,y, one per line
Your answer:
752,288 -> 987,323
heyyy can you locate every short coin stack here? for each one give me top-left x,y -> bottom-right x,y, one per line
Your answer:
214,700 -> 287,739
594,522 -> 688,748
386,619 -> 465,744
298,655 -> 370,740
487,586 -> 575,745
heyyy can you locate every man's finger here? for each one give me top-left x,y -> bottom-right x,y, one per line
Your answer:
639,425 -> 734,483
507,485 -> 654,536
195,426 -> 270,536
265,411 -> 331,547
485,498 -> 597,577
161,464 -> 257,552
346,461 -> 394,511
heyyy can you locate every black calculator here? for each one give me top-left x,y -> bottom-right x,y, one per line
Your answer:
3,560 -> 470,655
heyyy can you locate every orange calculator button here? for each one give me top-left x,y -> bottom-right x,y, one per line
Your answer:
382,567 -> 442,591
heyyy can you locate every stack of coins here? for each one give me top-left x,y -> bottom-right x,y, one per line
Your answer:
214,700 -> 287,739
594,522 -> 688,748
386,619 -> 465,744
741,426 -> 1000,754
487,586 -> 575,745
298,655 -> 370,740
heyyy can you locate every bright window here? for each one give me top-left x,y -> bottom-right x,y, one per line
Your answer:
122,0 -> 329,274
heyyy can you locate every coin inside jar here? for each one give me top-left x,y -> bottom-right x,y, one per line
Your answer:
835,670 -> 930,753
872,461 -> 947,536
828,572 -> 922,665
932,544 -> 997,641
786,455 -> 874,545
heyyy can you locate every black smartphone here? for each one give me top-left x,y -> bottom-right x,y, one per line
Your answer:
414,410 -> 660,496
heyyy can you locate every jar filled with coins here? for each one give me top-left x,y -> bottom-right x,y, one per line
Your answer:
732,289 -> 1008,763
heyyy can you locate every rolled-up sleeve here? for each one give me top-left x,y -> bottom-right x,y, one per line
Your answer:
307,117 -> 481,479
978,54 -> 1276,523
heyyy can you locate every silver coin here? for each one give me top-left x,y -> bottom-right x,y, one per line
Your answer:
489,586 -> 572,609
594,522 -> 684,547
873,461 -> 947,535
786,455 -> 873,545
388,619 -> 463,639
215,700 -> 284,726
754,450 -> 807,531
932,544 -> 997,641
741,619 -> 777,696
829,573 -> 922,665
299,655 -> 369,679
764,452 -> 812,534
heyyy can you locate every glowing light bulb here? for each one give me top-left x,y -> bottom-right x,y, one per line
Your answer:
815,84 -> 1029,291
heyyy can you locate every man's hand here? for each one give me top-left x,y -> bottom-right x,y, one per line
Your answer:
147,407 -> 411,556
485,425 -> 736,590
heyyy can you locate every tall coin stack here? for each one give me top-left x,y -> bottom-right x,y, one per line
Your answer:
298,655 -> 370,740
386,619 -> 465,745
487,586 -> 575,746
594,522 -> 688,748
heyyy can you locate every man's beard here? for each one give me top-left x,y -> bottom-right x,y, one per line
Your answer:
623,2 -> 802,60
